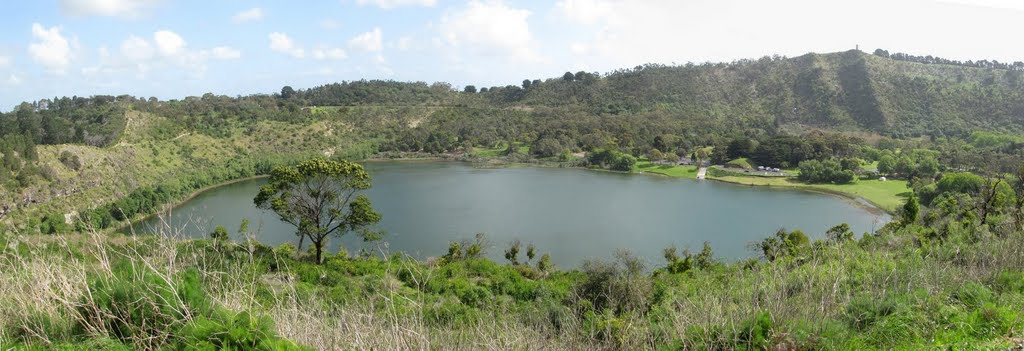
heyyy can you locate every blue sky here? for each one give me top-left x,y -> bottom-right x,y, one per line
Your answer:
0,0 -> 1022,108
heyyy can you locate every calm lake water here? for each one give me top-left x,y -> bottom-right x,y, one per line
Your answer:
130,161 -> 889,268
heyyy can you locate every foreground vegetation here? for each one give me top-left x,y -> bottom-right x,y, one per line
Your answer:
3,158 -> 1024,349
3,202 -> 1024,349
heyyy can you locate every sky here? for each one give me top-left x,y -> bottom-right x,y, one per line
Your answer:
0,0 -> 1023,108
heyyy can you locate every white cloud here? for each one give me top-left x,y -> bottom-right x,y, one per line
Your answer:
555,0 -> 615,25
153,30 -> 185,56
7,74 -> 21,85
232,7 -> 265,23
120,35 -> 154,61
349,28 -> 383,52
439,1 -> 541,62
0,56 -> 10,68
356,0 -> 436,9
269,32 -> 305,58
211,46 -> 241,60
29,23 -> 73,74
59,0 -> 162,19
313,47 -> 347,60
936,0 -> 1024,11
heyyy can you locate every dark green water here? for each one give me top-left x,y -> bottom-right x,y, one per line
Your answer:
130,161 -> 889,267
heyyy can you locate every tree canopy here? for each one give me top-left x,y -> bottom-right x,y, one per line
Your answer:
254,158 -> 381,263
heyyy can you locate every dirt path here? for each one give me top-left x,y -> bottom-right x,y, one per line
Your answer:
697,167 -> 707,179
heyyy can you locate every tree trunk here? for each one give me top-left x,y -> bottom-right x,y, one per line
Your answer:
315,240 -> 324,264
296,233 -> 306,259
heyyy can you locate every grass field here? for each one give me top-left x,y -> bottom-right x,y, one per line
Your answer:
632,161 -> 909,213
634,162 -> 699,179
710,175 -> 911,213
471,143 -> 529,158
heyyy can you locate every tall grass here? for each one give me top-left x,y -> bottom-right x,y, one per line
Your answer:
2,215 -> 1024,349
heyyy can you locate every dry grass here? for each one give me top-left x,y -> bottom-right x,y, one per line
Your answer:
3,218 -> 1024,349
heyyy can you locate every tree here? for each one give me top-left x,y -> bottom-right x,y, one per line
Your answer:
611,153 -> 636,171
505,239 -> 521,265
648,149 -> 664,163
463,85 -> 477,93
726,138 -> 754,160
664,152 -> 680,164
254,158 -> 382,264
531,138 -> 563,158
562,72 -> 575,82
826,223 -> 853,242
280,86 -> 296,99
877,155 -> 896,175
522,79 -> 531,89
839,158 -> 861,172
798,159 -> 855,184
1013,165 -> 1024,231
895,156 -> 915,177
901,194 -> 919,227
916,157 -> 939,178
710,145 -> 729,165
210,225 -> 229,242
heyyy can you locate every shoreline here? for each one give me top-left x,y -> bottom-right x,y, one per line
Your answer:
705,176 -> 894,216
115,174 -> 270,233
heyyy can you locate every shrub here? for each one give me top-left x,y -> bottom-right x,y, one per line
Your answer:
991,271 -> 1024,294
964,303 -> 1015,338
845,295 -> 897,330
798,159 -> 855,184
735,311 -> 773,349
58,150 -> 82,170
76,265 -> 212,348
178,311 -> 306,350
952,282 -> 993,309
760,229 -> 809,261
575,254 -> 650,315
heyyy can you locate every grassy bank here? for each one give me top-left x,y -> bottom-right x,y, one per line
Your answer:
3,216 -> 1024,349
630,161 -> 908,214
634,162 -> 700,179
709,175 -> 910,214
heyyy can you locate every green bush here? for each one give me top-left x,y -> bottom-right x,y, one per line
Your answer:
963,303 -> 1015,338
424,299 -> 480,327
77,264 -> 211,346
735,311 -> 774,349
845,294 -> 896,331
177,311 -> 307,351
952,282 -> 993,309
992,271 -> 1024,294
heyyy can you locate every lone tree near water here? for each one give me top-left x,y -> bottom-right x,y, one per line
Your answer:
254,158 -> 381,264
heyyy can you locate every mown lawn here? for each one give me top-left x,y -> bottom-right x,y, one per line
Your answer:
634,162 -> 699,179
710,175 -> 911,213
471,143 -> 529,158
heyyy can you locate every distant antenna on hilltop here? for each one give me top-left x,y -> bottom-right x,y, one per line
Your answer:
856,44 -> 860,51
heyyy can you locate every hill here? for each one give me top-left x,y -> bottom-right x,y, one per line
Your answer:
2,49 -> 1024,229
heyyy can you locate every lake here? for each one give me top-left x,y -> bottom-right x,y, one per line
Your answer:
129,161 -> 889,268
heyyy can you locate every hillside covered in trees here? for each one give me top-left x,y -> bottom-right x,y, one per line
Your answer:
3,49 -> 1024,228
